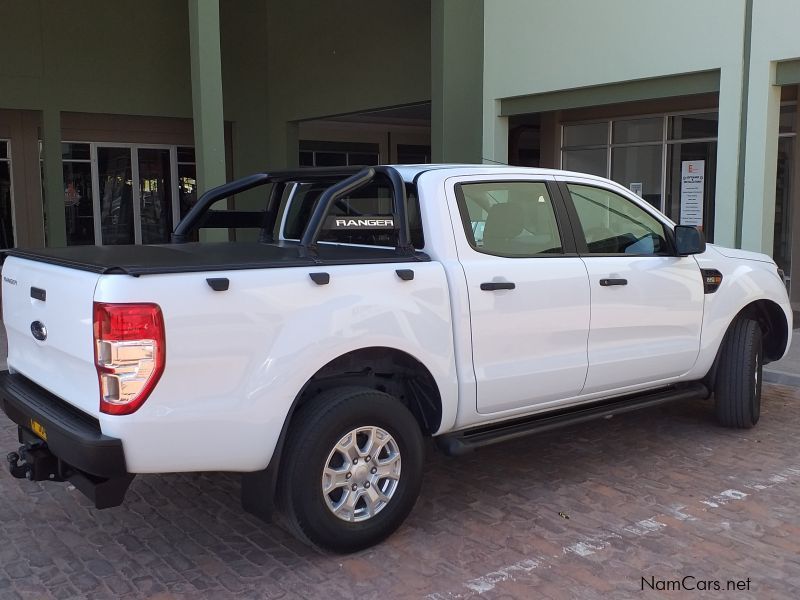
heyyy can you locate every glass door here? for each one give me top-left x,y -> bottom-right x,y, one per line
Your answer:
0,140 -> 13,249
773,136 -> 794,278
92,144 -> 179,245
137,147 -> 175,244
665,141 -> 717,241
96,146 -> 135,245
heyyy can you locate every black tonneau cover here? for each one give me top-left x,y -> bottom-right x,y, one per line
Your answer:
3,241 -> 429,276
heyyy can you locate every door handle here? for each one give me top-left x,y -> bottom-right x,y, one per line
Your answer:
599,278 -> 628,286
480,281 -> 516,291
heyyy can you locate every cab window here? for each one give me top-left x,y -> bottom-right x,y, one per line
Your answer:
455,181 -> 563,257
566,184 -> 670,255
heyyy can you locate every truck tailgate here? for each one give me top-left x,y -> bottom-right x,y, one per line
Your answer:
2,256 -> 101,416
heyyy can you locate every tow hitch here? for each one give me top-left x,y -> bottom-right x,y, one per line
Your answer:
6,435 -> 134,509
6,441 -> 70,482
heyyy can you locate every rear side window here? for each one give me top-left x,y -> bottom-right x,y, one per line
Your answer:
282,180 -> 424,248
455,181 -> 563,256
566,184 -> 669,255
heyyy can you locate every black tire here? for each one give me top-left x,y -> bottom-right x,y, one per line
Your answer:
278,386 -> 424,553
714,318 -> 763,428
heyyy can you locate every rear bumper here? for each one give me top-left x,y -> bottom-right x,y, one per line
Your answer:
0,370 -> 127,479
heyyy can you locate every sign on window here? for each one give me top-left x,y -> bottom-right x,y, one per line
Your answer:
680,160 -> 704,228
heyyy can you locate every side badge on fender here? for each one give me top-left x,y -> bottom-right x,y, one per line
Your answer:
30,321 -> 47,341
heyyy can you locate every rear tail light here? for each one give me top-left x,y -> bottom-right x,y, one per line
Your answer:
93,302 -> 165,415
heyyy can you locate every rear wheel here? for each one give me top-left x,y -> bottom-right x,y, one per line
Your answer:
714,318 -> 763,428
278,387 -> 424,553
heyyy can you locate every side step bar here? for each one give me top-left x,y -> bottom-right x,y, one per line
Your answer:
436,382 -> 708,456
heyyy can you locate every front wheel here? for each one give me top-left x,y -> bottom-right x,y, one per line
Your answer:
278,387 -> 424,553
714,318 -> 763,428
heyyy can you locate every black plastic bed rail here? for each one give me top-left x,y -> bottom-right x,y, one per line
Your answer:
171,166 -> 415,258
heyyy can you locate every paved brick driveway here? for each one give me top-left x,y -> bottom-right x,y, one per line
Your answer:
1,385 -> 799,599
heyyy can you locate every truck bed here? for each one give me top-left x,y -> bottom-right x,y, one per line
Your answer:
3,241 -> 430,276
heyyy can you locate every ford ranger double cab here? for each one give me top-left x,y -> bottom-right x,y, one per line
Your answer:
0,165 -> 791,553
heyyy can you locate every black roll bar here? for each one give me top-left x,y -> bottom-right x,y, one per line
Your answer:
299,166 -> 413,257
171,173 -> 271,243
171,166 -> 415,257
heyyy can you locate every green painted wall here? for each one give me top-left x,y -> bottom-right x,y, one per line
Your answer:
265,0 -> 431,166
741,0 -> 800,253
0,0 -> 431,245
0,0 -> 193,117
0,0 -> 194,245
221,0 -> 269,181
482,0 -> 748,247
431,0 -> 484,164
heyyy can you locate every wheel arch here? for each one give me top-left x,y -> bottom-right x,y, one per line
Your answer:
291,346 -> 443,435
737,299 -> 789,363
241,346 -> 443,521
704,299 -> 790,389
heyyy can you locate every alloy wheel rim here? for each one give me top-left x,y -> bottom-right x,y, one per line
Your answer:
321,426 -> 402,522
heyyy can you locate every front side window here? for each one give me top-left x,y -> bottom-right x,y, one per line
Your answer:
456,181 -> 563,257
567,184 -> 669,255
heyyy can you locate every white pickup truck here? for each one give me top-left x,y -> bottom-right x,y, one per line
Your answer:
0,164 -> 791,553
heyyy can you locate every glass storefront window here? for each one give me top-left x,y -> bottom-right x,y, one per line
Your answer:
562,148 -> 606,177
138,148 -> 173,245
612,118 -> 662,144
299,141 -> 381,168
0,141 -> 13,249
773,136 -> 794,275
562,111 -> 720,235
779,104 -> 797,135
61,142 -> 90,161
348,152 -> 380,166
178,163 -> 198,219
177,146 -> 196,163
57,142 -> 197,246
668,112 -> 718,140
97,146 -> 134,245
314,152 -> 348,167
62,142 -> 94,246
611,145 -> 663,209
63,161 -> 94,246
563,122 -> 607,147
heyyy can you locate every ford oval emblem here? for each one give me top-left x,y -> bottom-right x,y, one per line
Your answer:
30,321 -> 47,342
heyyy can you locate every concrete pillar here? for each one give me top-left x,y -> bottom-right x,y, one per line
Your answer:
483,99 -> 508,165
714,66 -> 747,248
431,0 -> 484,164
740,60 -> 781,253
266,120 -> 299,170
41,108 -> 65,247
188,0 -> 226,195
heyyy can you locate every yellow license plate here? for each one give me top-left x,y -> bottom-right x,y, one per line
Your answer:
29,419 -> 47,441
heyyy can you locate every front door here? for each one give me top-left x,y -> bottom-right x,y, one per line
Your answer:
96,145 -> 177,245
450,176 -> 591,415
561,179 -> 704,394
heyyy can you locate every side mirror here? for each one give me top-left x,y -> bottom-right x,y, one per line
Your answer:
674,225 -> 706,256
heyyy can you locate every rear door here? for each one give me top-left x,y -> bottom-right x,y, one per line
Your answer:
2,257 -> 101,415
449,175 -> 591,414
559,178 -> 704,394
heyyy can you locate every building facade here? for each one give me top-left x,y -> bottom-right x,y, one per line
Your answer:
1,0 -> 799,302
